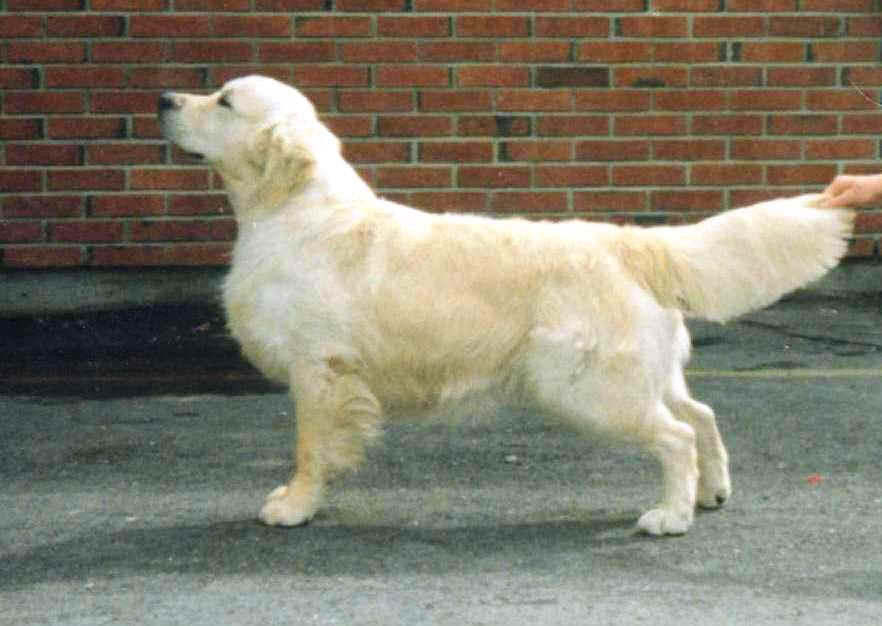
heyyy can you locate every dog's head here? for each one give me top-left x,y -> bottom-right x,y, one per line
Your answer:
158,75 -> 339,211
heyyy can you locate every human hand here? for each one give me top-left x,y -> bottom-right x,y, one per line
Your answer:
820,174 -> 882,208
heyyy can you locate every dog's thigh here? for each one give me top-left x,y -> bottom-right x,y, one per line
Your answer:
665,367 -> 731,509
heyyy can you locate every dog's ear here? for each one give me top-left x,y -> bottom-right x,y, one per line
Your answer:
249,120 -> 318,209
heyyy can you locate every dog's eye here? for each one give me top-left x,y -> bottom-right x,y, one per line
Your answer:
218,94 -> 233,109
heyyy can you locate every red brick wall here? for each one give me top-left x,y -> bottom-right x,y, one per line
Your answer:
2,2 -> 881,268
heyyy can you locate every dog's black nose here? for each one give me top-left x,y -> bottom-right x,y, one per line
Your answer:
158,93 -> 179,113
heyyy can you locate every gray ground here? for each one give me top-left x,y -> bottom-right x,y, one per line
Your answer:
2,294 -> 881,625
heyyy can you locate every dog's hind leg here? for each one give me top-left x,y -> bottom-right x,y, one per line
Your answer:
259,355 -> 383,526
665,367 -> 731,509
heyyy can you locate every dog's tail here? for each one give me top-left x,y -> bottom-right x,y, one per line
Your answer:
614,194 -> 854,322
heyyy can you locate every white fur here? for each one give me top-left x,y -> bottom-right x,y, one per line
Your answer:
159,75 -> 854,535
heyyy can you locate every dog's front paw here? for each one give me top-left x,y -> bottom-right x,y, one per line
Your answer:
637,507 -> 693,536
258,485 -> 316,527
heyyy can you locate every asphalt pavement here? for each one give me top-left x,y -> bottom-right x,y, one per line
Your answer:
1,290 -> 881,625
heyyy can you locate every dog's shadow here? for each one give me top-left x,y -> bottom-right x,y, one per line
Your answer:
2,512 -> 644,589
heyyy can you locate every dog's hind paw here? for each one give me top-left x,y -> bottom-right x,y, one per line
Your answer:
637,507 -> 693,536
258,485 -> 316,527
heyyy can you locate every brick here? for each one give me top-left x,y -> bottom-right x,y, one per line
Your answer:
87,144 -> 164,165
459,166 -> 531,188
168,194 -> 230,216
378,16 -> 451,38
295,66 -> 370,88
419,42 -> 495,63
90,194 -> 166,217
684,118 -> 747,148
536,67 -> 609,89
730,90 -> 803,111
341,42 -> 417,63
8,42 -> 87,63
130,218 -> 236,242
806,89 -> 880,111
847,15 -> 882,37
5,92 -> 85,114
804,139 -> 876,160
813,41 -> 879,63
495,0 -> 569,9
378,116 -> 453,137
2,246 -> 84,268
535,16 -> 608,37
338,91 -> 413,113
45,67 -> 128,88
767,67 -> 836,87
344,141 -> 411,164
651,190 -> 724,213
7,144 -> 82,166
690,66 -> 763,87
214,15 -> 292,38
457,116 -> 531,137
654,90 -> 726,111
457,66 -> 529,88
574,90 -> 652,112
421,90 -> 494,113
0,68 -> 40,89
499,42 -> 572,63
574,191 -> 647,213
491,192 -> 569,214
89,244 -> 230,267
767,164 -> 837,186
92,42 -> 167,63
48,15 -> 125,37
3,196 -> 83,218
174,41 -> 254,63
8,0 -> 86,7
740,42 -> 807,63
419,142 -> 493,163
652,139 -> 726,161
496,90 -> 572,112
617,16 -> 688,38
130,15 -> 214,38
693,16 -> 766,37
0,222 -> 43,243
502,141 -> 572,162
690,164 -> 763,186
846,237 -> 877,259
92,91 -> 161,114
576,139 -> 649,162
376,66 -> 450,88
614,115 -> 687,136
615,67 -> 688,89
534,165 -> 607,188
91,0 -> 167,9
612,165 -> 685,186
538,116 -> 607,137
325,115 -> 374,138
730,139 -> 801,160
296,16 -> 372,37
414,0 -> 493,9
577,41 -> 653,63
336,0 -> 407,8
653,0 -> 720,9
845,67 -> 882,87
841,114 -> 882,135
259,42 -> 336,64
130,168 -> 211,191
0,16 -> 43,37
129,67 -> 207,89
769,16 -> 841,37
376,166 -> 452,189
48,117 -> 127,139
456,16 -> 529,37
49,220 -> 123,243
0,118 -> 43,141
767,114 -> 837,135
254,0 -> 325,8
48,169 -> 125,192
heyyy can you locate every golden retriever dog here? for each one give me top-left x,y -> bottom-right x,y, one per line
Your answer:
159,75 -> 853,535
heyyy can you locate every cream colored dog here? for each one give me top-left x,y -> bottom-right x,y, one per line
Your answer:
159,75 -> 853,535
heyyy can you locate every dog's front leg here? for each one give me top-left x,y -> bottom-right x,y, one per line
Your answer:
259,356 -> 382,526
